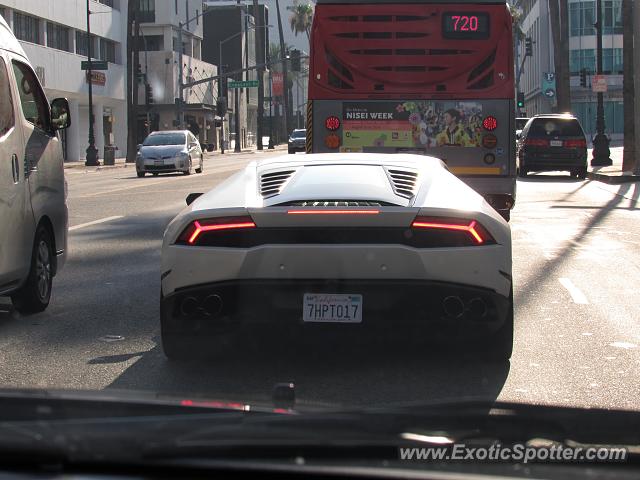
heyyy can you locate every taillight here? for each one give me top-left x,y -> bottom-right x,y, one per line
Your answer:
411,217 -> 494,245
325,116 -> 340,131
177,216 -> 256,245
482,116 -> 498,131
524,138 -> 549,147
564,139 -> 587,148
325,133 -> 340,149
482,134 -> 498,149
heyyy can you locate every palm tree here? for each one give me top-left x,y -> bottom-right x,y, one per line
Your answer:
622,0 -> 635,172
287,1 -> 314,41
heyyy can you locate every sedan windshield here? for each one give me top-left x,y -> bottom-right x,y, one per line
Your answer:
144,133 -> 186,146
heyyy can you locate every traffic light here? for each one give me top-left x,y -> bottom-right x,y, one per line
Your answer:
145,83 -> 153,105
517,91 -> 525,109
216,96 -> 227,116
580,68 -> 587,87
290,49 -> 301,72
525,37 -> 533,57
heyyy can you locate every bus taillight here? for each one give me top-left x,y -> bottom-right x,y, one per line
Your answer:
325,116 -> 340,131
482,116 -> 498,131
482,134 -> 498,149
325,133 -> 341,149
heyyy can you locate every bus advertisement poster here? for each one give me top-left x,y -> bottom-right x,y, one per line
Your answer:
342,101 -> 485,149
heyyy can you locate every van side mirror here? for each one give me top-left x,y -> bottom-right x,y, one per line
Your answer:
51,98 -> 71,131
137,144 -> 142,151
186,192 -> 203,205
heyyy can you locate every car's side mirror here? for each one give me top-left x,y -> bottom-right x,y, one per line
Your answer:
137,144 -> 142,151
516,132 -> 522,140
51,98 -> 71,130
186,192 -> 203,205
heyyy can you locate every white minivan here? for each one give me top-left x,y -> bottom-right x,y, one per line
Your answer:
0,16 -> 70,313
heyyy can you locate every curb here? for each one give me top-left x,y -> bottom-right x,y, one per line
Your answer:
587,171 -> 640,184
64,162 -> 132,170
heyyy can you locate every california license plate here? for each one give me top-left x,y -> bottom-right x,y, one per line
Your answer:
303,294 -> 363,323
550,140 -> 563,147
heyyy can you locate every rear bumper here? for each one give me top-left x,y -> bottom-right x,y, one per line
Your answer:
521,153 -> 586,171
161,279 -> 512,339
288,143 -> 305,151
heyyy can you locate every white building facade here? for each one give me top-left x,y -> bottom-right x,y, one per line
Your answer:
0,0 -> 128,161
137,0 -> 218,146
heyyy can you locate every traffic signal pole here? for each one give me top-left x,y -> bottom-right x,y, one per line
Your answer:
592,0 -> 612,166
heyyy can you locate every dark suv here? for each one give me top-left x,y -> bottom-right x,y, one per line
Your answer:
288,129 -> 307,154
517,114 -> 588,179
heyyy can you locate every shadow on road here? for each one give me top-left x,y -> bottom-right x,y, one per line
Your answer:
106,340 -> 510,410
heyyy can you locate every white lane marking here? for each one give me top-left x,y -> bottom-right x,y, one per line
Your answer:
558,277 -> 589,304
69,216 -> 123,231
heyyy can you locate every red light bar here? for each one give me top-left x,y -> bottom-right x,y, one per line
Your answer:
287,209 -> 380,215
411,218 -> 488,244
563,139 -> 587,148
187,219 -> 256,244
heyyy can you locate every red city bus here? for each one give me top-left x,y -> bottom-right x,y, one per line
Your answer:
307,0 -> 516,220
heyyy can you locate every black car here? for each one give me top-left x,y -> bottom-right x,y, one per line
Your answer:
288,128 -> 307,154
516,114 -> 588,179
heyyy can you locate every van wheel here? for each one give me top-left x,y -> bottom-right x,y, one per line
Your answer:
12,226 -> 53,314
195,155 -> 203,174
137,171 -> 145,178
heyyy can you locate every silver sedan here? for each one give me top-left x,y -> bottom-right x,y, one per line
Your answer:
136,130 -> 204,177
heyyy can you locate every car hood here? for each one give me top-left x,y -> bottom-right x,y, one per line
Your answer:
140,145 -> 186,158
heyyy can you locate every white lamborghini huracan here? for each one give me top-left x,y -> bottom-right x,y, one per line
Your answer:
160,153 -> 513,360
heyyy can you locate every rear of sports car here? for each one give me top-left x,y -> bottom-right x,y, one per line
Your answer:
160,154 -> 513,360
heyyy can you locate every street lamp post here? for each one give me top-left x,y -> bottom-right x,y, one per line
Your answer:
85,0 -> 99,166
268,69 -> 274,149
592,0 -> 612,166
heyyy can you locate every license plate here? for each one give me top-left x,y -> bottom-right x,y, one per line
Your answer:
550,140 -> 563,147
303,293 -> 363,323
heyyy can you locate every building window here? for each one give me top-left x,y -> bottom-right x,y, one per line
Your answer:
175,0 -> 178,14
47,22 -> 71,52
100,38 -> 117,63
196,10 -> 199,25
603,0 -> 623,34
98,0 -> 118,8
140,35 -> 164,51
569,1 -> 596,36
13,11 -> 41,45
569,49 -> 596,74
603,48 -> 623,74
138,0 -> 155,23
76,31 -> 98,58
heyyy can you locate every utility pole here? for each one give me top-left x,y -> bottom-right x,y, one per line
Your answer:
85,0 -> 99,166
268,68 -> 274,149
253,0 -> 264,150
592,0 -> 612,166
234,2 -> 242,153
177,23 -> 184,128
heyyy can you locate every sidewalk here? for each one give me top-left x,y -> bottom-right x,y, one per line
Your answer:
63,144 -> 288,170
587,146 -> 640,184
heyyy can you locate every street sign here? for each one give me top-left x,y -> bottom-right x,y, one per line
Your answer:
86,71 -> 106,86
542,72 -> 557,104
592,75 -> 608,93
81,60 -> 108,71
229,80 -> 259,89
272,73 -> 284,96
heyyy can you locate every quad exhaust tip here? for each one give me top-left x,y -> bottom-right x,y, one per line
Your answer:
443,296 -> 465,319
203,294 -> 224,317
468,297 -> 488,319
180,296 -> 199,316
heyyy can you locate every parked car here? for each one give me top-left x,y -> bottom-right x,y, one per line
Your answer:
136,130 -> 204,177
0,16 -> 71,313
288,129 -> 306,154
516,114 -> 588,179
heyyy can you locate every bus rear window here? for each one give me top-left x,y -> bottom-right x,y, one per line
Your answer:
528,119 -> 584,137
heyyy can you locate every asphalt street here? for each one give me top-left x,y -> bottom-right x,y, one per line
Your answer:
0,151 -> 638,411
